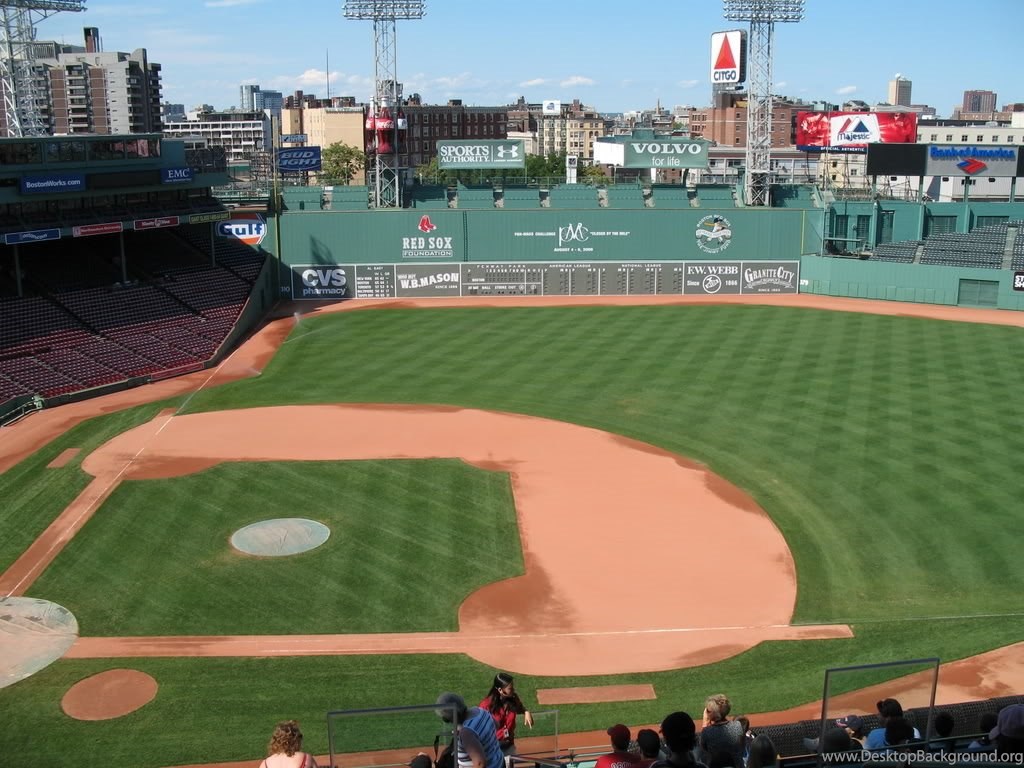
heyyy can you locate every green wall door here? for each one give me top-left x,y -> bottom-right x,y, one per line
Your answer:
957,279 -> 999,307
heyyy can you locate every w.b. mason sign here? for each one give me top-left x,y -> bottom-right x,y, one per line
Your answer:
624,138 -> 710,169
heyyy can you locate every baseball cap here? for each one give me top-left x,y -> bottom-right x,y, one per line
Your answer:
990,704 -> 1024,740
835,715 -> 864,732
608,724 -> 631,748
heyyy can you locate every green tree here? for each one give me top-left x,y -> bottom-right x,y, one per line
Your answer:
579,163 -> 609,182
320,142 -> 366,185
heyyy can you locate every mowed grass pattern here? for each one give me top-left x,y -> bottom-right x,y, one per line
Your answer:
193,305 -> 1024,622
29,460 -> 521,635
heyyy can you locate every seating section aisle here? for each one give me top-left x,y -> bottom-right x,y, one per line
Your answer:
0,225 -> 265,403
872,241 -> 920,263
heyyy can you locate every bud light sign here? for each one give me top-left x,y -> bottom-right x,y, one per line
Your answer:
276,147 -> 322,172
216,213 -> 266,246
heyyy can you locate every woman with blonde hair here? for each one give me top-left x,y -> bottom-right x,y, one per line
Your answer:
260,720 -> 318,768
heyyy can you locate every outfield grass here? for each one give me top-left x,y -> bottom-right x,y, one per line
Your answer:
3,303 -> 1024,768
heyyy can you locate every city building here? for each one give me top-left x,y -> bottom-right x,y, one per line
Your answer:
962,89 -> 997,114
0,27 -> 162,135
536,99 -> 608,159
280,102 -> 366,184
161,103 -> 186,123
162,110 -> 268,165
688,91 -> 797,148
241,84 -> 284,121
887,75 -> 912,107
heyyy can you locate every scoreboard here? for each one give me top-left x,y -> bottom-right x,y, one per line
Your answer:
289,260 -> 799,300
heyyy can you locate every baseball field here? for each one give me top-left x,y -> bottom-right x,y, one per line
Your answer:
1,296 -> 1023,768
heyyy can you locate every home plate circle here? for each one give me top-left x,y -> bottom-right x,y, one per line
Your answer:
230,518 -> 330,556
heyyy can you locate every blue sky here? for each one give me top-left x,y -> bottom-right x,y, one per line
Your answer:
38,0 -> 1021,116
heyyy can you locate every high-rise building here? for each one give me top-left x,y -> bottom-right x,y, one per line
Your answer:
0,28 -> 162,135
962,90 -> 997,113
240,84 -> 260,111
254,89 -> 283,120
887,76 -> 912,107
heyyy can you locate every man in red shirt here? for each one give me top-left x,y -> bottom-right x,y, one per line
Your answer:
595,724 -> 642,768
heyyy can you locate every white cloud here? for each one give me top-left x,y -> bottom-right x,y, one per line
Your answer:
519,78 -> 547,87
774,81 -> 787,89
205,0 -> 264,6
836,85 -> 858,95
678,79 -> 699,89
560,75 -> 595,88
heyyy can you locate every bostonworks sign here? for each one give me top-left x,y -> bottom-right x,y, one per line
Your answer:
623,139 -> 710,169
437,140 -> 525,169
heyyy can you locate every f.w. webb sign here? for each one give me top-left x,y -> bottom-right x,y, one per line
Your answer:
437,140 -> 525,169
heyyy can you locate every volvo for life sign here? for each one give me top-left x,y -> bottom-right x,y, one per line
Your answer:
624,139 -> 710,169
437,140 -> 525,169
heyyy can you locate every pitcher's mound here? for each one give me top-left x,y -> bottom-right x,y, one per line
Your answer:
0,596 -> 78,689
62,669 -> 158,720
230,518 -> 330,556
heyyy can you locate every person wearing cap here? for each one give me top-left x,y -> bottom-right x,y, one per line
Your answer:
635,728 -> 664,768
698,695 -> 744,768
864,698 -> 920,750
990,703 -> 1024,753
596,724 -> 642,768
436,692 -> 505,768
651,711 -> 708,768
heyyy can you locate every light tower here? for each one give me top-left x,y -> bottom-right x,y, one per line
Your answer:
723,0 -> 803,206
0,0 -> 87,137
343,0 -> 424,209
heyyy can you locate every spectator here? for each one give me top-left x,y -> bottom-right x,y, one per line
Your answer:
699,695 -> 745,768
745,735 -> 778,768
965,712 -> 998,753
819,728 -> 861,766
410,756 -> 434,768
883,717 -> 916,750
803,717 -> 865,754
480,673 -> 534,756
596,724 -> 642,768
707,750 -> 735,768
930,711 -> 955,753
436,692 -> 505,768
260,720 -> 317,768
652,711 -> 707,768
990,703 -> 1024,755
636,728 -> 664,768
864,699 -> 920,749
733,716 -> 753,765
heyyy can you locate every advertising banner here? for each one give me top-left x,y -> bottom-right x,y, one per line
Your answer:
437,140 -> 525,169
796,111 -> 917,153
292,264 -> 354,299
190,211 -> 231,225
281,134 -> 308,143
740,261 -> 799,294
4,228 -> 61,245
1013,272 -> 1024,292
216,213 -> 266,246
276,147 -> 322,172
710,30 -> 746,84
924,145 -> 1018,177
685,261 -> 742,294
623,138 -> 709,169
134,216 -> 180,231
394,264 -> 462,296
542,100 -> 561,115
161,167 -> 193,184
73,222 -> 123,238
20,173 -> 86,195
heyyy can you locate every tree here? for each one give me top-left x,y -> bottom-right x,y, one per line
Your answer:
320,142 -> 366,185
579,163 -> 609,182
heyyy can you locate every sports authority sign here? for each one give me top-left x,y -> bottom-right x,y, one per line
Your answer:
437,140 -> 525,169
925,145 -> 1018,177
623,138 -> 709,169
710,30 -> 746,84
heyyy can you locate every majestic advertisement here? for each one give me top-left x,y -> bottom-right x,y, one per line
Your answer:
276,147 -> 322,172
20,173 -> 86,195
437,140 -> 525,169
290,260 -> 799,299
4,228 -> 61,245
623,138 -> 710,169
924,145 -> 1019,177
796,111 -> 918,153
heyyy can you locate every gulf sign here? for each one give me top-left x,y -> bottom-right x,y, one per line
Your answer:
796,111 -> 917,153
276,147 -> 322,172
216,213 -> 266,246
710,30 -> 746,84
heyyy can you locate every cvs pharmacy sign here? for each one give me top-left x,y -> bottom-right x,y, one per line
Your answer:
217,213 -> 266,246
